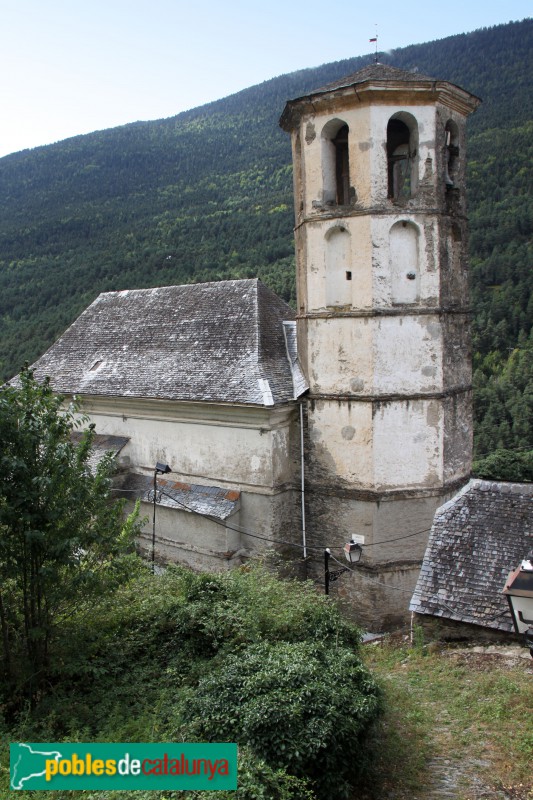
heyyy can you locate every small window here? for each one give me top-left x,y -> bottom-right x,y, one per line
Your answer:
346,271 -> 352,281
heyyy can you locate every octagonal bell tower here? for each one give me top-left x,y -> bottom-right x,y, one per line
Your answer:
280,64 -> 481,628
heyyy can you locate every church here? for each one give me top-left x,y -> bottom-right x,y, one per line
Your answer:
25,64 -> 481,629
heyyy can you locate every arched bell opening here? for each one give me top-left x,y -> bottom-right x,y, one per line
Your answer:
387,113 -> 419,201
444,119 -> 460,189
321,119 -> 351,206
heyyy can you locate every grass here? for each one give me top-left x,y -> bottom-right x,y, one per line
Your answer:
2,567 -> 532,800
361,631 -> 533,800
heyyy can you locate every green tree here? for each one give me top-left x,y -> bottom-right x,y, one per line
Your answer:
472,448 -> 533,482
0,368 -> 140,701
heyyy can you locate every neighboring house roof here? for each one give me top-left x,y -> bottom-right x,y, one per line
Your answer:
410,480 -> 533,632
120,473 -> 241,521
27,279 -> 307,407
70,431 -> 129,473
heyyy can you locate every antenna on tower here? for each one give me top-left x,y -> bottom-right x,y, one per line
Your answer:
369,25 -> 378,63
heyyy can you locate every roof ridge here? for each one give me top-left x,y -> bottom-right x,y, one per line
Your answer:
96,277 -> 260,301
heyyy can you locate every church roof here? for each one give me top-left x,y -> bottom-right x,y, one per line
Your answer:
410,480 -> 533,633
279,63 -> 481,130
28,279 -> 307,407
312,63 -> 436,94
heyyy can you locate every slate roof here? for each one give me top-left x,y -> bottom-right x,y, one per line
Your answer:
410,480 -> 533,632
312,63 -> 437,95
279,63 -> 481,130
28,279 -> 307,407
120,473 -> 240,521
70,431 -> 129,473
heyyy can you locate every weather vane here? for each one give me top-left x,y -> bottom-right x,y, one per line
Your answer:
369,25 -> 378,63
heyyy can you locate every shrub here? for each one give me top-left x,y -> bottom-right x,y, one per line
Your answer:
183,640 -> 381,800
472,448 -> 533,482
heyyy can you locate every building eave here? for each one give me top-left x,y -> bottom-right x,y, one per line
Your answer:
280,79 -> 481,131
68,392 -> 299,429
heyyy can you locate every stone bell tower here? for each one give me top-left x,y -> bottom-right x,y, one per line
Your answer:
280,64 -> 480,628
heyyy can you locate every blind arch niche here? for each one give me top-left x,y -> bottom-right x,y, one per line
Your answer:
389,221 -> 420,304
325,226 -> 352,307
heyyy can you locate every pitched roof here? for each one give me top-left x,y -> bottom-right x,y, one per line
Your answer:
279,63 -> 481,130
119,473 -> 241,521
410,480 -> 533,632
28,279 -> 307,406
312,63 -> 436,95
70,432 -> 129,473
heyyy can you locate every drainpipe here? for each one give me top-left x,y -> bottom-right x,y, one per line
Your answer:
300,401 -> 307,559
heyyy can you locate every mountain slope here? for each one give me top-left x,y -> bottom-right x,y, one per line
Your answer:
0,19 -> 531,456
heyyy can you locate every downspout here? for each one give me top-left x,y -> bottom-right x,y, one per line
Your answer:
300,401 -> 307,559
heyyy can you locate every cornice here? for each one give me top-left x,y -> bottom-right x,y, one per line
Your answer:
306,385 -> 472,404
298,307 -> 471,319
68,394 -> 297,430
281,80 -> 481,130
294,207 -> 468,228
304,474 -> 470,502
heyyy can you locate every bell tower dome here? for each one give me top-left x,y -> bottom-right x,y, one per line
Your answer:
280,64 -> 481,628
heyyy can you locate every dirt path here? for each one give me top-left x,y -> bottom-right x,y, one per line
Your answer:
424,647 -> 531,800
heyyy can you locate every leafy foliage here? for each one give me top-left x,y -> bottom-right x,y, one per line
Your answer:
0,566 -> 379,800
0,368 -> 140,701
183,640 -> 380,800
473,332 -> 533,458
472,449 -> 533,482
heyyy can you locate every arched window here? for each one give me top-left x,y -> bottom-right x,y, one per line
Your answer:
444,120 -> 459,188
325,226 -> 352,307
389,221 -> 419,304
387,113 -> 419,200
321,119 -> 351,206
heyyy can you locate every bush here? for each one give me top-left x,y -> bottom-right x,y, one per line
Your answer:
1,566 -> 380,799
472,448 -> 533,481
183,640 -> 381,800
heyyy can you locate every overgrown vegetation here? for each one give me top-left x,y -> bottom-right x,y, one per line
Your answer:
0,566 -> 381,800
473,448 -> 533,482
0,373 -> 381,800
3,580 -> 531,799
0,20 -> 531,463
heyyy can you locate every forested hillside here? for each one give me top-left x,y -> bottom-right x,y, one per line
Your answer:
0,19 -> 531,458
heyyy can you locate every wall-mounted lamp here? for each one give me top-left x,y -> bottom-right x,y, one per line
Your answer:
502,551 -> 533,658
324,538 -> 363,595
155,462 -> 172,476
344,540 -> 363,564
152,463 -> 172,572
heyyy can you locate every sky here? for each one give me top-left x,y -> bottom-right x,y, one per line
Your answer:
1,0 -> 530,159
